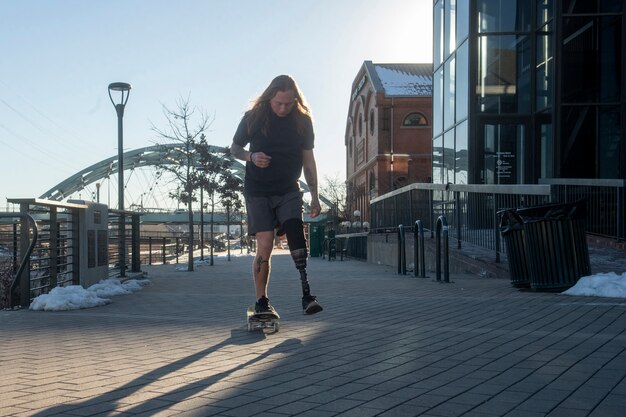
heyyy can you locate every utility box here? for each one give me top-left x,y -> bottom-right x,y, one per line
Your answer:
70,200 -> 109,287
309,224 -> 325,257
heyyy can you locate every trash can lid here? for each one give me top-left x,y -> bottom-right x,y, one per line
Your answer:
515,199 -> 587,222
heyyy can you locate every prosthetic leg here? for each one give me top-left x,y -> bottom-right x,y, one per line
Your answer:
282,218 -> 323,314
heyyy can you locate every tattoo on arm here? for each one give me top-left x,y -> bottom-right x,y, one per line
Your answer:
230,143 -> 247,161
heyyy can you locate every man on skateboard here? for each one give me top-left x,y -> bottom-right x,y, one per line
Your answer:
230,75 -> 324,317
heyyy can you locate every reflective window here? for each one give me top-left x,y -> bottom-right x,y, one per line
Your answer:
562,16 -> 621,103
482,122 -> 526,184
477,35 -> 531,113
445,0 -> 456,58
478,0 -> 531,33
455,121 -> 468,184
562,17 -> 597,102
432,135 -> 444,184
540,123 -> 553,178
433,68 -> 444,134
600,16 -> 621,103
444,57 -> 456,128
601,0 -> 623,13
369,108 -> 376,135
402,112 -> 428,127
563,0 -> 597,13
537,0 -> 553,28
444,129 -> 455,184
560,106 -> 596,178
457,0 -> 469,44
536,33 -> 553,111
563,0 -> 622,13
434,0 -> 444,67
599,106 -> 621,178
456,40 -> 468,122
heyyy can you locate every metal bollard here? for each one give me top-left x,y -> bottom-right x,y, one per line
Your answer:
397,224 -> 406,275
435,215 -> 451,283
414,220 -> 426,278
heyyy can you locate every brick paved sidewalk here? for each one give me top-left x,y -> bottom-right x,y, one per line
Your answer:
1,251 -> 625,417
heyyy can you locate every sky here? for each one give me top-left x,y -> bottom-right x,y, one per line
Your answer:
0,0 -> 433,210
28,253 -> 626,311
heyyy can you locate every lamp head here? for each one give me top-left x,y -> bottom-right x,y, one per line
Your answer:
108,82 -> 132,109
108,82 -> 132,92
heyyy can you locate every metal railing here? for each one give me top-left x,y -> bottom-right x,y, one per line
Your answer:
540,178 -> 625,240
370,179 -> 625,263
0,213 -> 38,308
3,199 -> 83,307
108,210 -> 142,277
332,233 -> 368,261
322,237 -> 338,261
2,199 -> 146,307
141,236 -> 178,265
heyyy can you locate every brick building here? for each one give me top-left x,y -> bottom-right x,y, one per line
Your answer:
345,61 -> 432,225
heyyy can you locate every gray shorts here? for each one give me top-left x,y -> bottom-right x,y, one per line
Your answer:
245,191 -> 303,235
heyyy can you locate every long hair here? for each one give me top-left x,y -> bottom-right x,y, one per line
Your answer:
246,75 -> 312,136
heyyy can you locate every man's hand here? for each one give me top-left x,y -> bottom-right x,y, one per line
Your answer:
310,197 -> 321,218
251,151 -> 271,168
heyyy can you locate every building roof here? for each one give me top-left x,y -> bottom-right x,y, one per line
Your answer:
364,61 -> 432,97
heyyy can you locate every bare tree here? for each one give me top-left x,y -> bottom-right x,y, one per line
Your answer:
319,174 -> 348,226
195,138 -> 241,265
152,96 -> 213,272
219,173 -> 244,261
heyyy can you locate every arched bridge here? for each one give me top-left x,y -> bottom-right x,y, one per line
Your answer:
39,143 -> 332,212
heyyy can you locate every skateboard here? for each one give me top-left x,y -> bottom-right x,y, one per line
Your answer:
247,306 -> 280,332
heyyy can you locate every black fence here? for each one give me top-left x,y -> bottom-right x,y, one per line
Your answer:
540,178 -> 625,241
1,201 -> 81,308
321,233 -> 368,261
370,179 -> 625,261
3,198 -> 249,307
2,200 -> 144,307
0,212 -> 37,309
107,210 -> 142,277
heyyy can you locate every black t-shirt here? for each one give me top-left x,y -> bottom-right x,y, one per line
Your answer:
233,111 -> 314,197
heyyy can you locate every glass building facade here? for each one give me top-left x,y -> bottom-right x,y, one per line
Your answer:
433,0 -> 625,185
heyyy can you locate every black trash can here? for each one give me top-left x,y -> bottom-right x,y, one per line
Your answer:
500,209 -> 531,288
516,200 -> 591,291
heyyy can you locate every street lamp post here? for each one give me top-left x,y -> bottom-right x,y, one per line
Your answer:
108,82 -> 132,277
352,210 -> 362,232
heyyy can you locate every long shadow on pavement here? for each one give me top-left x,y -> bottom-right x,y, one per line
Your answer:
30,329 -> 302,417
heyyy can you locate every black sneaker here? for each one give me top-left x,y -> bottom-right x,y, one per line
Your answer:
302,295 -> 323,315
255,296 -> 272,314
